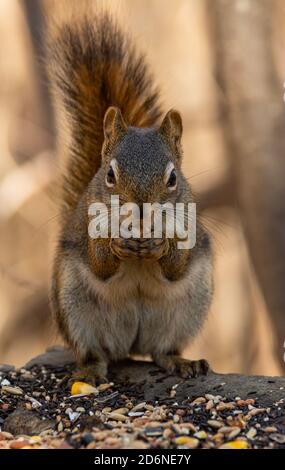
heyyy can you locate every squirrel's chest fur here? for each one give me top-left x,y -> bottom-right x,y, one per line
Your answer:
75,255 -> 210,359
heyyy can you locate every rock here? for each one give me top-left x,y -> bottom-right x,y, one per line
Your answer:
19,346 -> 285,409
0,364 -> 15,373
3,410 -> 55,436
25,346 -> 75,369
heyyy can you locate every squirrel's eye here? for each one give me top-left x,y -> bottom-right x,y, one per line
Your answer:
167,168 -> 177,190
106,166 -> 116,187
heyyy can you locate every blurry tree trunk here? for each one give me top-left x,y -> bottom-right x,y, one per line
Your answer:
209,0 -> 285,371
21,0 -> 55,147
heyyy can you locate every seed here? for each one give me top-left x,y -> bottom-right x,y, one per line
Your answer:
212,433 -> 224,443
246,427 -> 257,439
145,427 -> 163,437
0,379 -> 11,386
132,440 -> 148,449
1,385 -> 23,396
173,414 -> 180,423
105,437 -> 120,446
67,411 -> 80,422
246,408 -> 266,418
207,420 -> 224,429
206,400 -> 214,411
175,436 -> 199,449
108,412 -> 128,422
269,433 -> 285,444
98,383 -> 112,392
30,436 -> 42,443
132,402 -> 146,412
219,426 -> 238,434
205,394 -> 215,400
145,404 -> 154,411
219,440 -> 249,449
237,399 -> 255,407
146,420 -> 163,428
213,395 -> 222,404
128,412 -> 144,417
93,431 -> 108,441
113,408 -> 129,415
182,422 -> 197,433
191,397 -> 206,406
228,428 -> 241,439
132,418 -> 150,426
264,426 -> 277,433
70,382 -> 97,396
102,407 -> 112,414
245,398 -> 255,405
194,431 -> 207,439
163,429 -> 173,439
57,422 -> 63,432
216,402 -> 235,411
180,427 -> 190,435
76,407 -> 85,413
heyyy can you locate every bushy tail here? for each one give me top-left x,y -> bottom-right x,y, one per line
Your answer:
46,5 -> 162,210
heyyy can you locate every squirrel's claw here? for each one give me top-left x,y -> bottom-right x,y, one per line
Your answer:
153,354 -> 210,379
110,238 -> 169,261
61,363 -> 108,389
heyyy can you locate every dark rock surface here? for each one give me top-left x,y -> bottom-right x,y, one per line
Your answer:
24,346 -> 285,406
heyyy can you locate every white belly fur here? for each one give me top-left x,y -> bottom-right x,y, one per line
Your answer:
77,255 -> 210,360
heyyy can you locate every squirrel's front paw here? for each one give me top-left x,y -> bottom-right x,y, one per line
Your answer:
110,237 -> 169,261
110,238 -> 142,260
139,238 -> 169,260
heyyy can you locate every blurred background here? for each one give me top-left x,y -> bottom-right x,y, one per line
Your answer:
0,0 -> 284,375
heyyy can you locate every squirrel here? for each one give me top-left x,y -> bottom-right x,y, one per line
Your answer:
47,5 -> 213,384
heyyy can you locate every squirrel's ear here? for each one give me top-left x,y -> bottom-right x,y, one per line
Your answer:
159,109 -> 183,148
103,106 -> 127,142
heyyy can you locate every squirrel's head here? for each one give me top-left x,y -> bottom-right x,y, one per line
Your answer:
98,106 -> 190,206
